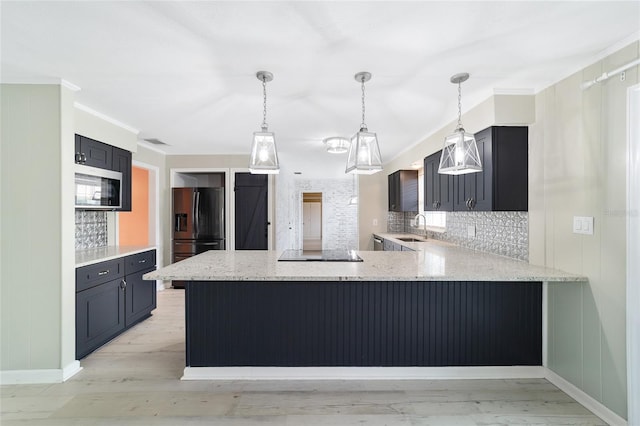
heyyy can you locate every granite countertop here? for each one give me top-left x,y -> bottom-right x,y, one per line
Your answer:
76,245 -> 157,267
144,240 -> 585,283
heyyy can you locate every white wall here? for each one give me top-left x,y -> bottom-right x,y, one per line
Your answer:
531,41 -> 638,420
1,84 -> 76,379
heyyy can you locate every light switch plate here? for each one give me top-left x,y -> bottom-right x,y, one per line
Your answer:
573,216 -> 594,235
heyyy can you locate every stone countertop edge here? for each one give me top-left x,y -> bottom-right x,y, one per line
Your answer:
143,244 -> 587,283
76,245 -> 157,267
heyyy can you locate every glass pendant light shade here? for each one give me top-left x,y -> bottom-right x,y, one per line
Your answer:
438,72 -> 482,175
249,130 -> 279,174
345,128 -> 383,174
249,71 -> 279,174
345,72 -> 383,175
438,128 -> 482,175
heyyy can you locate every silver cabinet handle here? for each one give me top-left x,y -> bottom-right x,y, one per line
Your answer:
469,198 -> 476,209
138,259 -> 146,264
98,270 -> 109,276
120,279 -> 127,290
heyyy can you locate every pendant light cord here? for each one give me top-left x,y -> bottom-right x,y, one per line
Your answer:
360,77 -> 367,130
457,81 -> 463,131
262,77 -> 268,130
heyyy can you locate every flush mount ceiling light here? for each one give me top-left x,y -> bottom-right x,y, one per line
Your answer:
438,72 -> 482,175
323,137 -> 350,154
345,72 -> 383,175
249,71 -> 279,174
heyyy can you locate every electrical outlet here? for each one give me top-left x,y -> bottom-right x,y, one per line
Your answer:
573,216 -> 594,235
467,225 -> 476,238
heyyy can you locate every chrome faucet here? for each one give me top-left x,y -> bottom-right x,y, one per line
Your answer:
413,213 -> 427,234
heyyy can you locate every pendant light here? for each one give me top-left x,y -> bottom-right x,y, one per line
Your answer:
249,71 -> 279,174
345,72 -> 383,175
438,72 -> 482,175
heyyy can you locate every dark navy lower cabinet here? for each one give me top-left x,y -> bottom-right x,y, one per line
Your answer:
185,280 -> 542,368
76,277 -> 126,359
76,249 -> 156,359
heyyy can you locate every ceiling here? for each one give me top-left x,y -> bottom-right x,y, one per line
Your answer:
2,1 -> 639,178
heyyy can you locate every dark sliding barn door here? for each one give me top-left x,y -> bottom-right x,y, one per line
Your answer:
234,173 -> 268,250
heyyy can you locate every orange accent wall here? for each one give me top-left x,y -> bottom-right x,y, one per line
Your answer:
119,166 -> 149,246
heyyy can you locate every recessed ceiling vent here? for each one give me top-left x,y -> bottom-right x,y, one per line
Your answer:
144,138 -> 169,145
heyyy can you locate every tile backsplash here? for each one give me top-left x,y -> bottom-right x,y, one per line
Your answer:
75,211 -> 108,250
389,211 -> 529,261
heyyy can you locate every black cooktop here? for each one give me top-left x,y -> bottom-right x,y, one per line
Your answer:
278,249 -> 363,262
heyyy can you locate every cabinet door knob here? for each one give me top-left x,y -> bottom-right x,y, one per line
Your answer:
120,279 -> 127,290
432,202 -> 437,209
75,152 -> 82,163
469,198 -> 476,209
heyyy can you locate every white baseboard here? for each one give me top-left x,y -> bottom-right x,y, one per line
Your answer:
182,366 -> 546,381
545,368 -> 628,426
1,361 -> 82,385
62,361 -> 83,381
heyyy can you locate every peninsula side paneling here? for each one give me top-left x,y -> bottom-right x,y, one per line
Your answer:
185,280 -> 542,368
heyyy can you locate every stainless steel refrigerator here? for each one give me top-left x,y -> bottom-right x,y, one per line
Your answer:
172,187 -> 225,288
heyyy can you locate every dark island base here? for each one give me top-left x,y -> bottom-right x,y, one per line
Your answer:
185,280 -> 542,368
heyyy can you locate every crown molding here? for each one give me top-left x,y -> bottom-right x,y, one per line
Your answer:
74,102 -> 139,135
60,79 -> 81,92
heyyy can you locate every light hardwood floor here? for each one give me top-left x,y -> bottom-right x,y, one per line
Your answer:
1,289 -> 606,425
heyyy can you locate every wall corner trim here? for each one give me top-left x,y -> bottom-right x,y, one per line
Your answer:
0,363 -> 83,385
545,367 -> 628,426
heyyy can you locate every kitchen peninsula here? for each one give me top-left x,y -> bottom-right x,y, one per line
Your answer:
145,241 -> 585,380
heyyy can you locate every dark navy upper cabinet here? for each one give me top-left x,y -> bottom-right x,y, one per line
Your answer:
423,151 -> 453,212
75,134 -> 112,169
424,126 -> 528,212
454,126 -> 528,211
388,170 -> 418,212
112,146 -> 132,211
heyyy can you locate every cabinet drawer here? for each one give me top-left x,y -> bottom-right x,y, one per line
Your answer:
76,258 -> 125,293
125,250 -> 156,275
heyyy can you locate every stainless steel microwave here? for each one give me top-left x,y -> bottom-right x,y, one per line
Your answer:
75,164 -> 122,210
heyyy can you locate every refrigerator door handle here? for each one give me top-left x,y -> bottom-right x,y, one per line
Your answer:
175,213 -> 187,232
194,191 -> 200,236
192,190 -> 197,235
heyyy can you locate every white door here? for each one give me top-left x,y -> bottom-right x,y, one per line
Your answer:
303,201 -> 322,250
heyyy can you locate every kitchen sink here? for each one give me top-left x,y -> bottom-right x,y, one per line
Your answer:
396,237 -> 426,242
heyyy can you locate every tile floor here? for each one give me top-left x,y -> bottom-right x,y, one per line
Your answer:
1,289 -> 606,425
